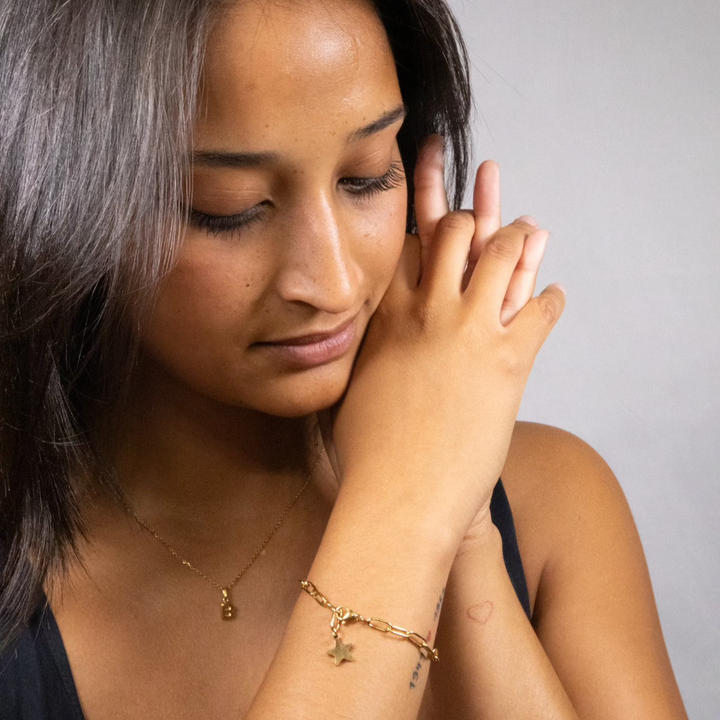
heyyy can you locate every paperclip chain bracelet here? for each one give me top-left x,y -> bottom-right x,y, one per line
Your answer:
300,580 -> 440,665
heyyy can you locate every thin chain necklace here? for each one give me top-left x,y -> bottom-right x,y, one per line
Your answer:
124,447 -> 325,621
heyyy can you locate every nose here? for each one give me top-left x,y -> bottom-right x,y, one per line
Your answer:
273,192 -> 361,314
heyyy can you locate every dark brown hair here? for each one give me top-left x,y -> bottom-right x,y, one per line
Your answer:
0,0 -> 471,652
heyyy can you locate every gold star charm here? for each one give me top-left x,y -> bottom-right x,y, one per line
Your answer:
327,637 -> 354,666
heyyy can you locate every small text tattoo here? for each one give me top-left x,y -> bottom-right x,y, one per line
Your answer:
409,658 -> 424,690
410,586 -> 445,689
433,585 -> 446,622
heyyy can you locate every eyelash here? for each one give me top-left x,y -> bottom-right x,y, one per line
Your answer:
189,160 -> 406,236
338,160 -> 405,197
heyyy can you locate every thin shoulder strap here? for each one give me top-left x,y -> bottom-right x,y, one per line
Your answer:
490,479 -> 531,620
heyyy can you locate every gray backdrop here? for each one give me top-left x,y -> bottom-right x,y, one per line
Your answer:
446,0 -> 720,716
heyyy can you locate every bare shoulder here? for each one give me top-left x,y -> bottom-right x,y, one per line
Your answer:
498,422 -> 687,718
499,420 -> 636,610
503,420 -> 624,506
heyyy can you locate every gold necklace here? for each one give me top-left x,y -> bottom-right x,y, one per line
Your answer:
124,447 -> 324,621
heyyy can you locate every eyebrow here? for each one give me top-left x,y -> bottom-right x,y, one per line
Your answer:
192,104 -> 407,168
345,104 -> 407,144
192,149 -> 280,168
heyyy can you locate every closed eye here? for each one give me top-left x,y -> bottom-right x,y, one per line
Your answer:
188,203 -> 268,235
188,160 -> 405,238
339,160 -> 405,198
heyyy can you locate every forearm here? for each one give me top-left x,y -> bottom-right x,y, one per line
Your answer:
432,526 -> 578,720
245,479 -> 457,720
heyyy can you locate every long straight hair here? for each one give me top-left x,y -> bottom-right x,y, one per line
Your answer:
0,0 -> 471,652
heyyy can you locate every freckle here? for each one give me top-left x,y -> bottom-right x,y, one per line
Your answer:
246,283 -> 250,287
467,601 -> 493,624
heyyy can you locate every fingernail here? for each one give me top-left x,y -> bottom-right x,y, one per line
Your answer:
514,215 -> 537,226
554,283 -> 567,296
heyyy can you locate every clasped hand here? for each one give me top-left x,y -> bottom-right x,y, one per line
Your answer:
319,136 -> 565,552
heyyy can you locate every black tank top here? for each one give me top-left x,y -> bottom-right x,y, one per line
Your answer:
0,479 -> 530,719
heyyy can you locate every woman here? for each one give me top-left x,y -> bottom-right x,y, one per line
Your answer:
0,0 -> 688,718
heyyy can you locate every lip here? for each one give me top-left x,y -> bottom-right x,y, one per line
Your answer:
264,315 -> 357,346
255,315 -> 358,367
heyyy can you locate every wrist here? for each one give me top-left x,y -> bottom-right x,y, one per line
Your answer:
304,489 -> 455,660
454,517 -> 504,565
333,466 -> 462,564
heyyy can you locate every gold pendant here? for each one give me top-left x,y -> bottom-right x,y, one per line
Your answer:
221,588 -> 236,620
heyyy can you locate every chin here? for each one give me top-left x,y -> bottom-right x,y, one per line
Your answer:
249,362 -> 355,418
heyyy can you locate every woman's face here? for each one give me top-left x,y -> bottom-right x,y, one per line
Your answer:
139,0 -> 408,417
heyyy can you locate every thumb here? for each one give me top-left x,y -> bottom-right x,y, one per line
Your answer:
382,233 -> 421,305
513,283 -> 567,351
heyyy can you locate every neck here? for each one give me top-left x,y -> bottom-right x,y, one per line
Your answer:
88,359 -> 335,556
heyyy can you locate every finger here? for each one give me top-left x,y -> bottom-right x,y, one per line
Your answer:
414,135 -> 449,273
420,210 -> 475,299
462,161 -> 503,290
499,229 -> 549,326
464,219 -> 536,316
470,160 -> 502,262
512,283 -> 567,351
383,233 -> 422,303
467,215 -> 536,270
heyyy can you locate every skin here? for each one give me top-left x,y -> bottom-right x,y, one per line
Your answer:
46,0 -> 688,718
405,144 -> 687,720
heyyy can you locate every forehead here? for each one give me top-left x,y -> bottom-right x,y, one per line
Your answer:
196,0 -> 402,150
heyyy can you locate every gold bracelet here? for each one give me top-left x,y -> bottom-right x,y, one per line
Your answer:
299,580 -> 440,665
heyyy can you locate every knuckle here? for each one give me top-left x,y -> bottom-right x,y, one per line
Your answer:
511,219 -> 537,233
536,294 -> 559,324
413,169 -> 435,191
484,233 -> 521,261
495,341 -> 528,378
417,302 -> 440,334
414,299 -> 443,334
435,210 -> 475,236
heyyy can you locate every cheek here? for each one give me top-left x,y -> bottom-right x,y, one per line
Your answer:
139,238 -> 264,384
135,190 -> 408,412
354,191 -> 407,300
